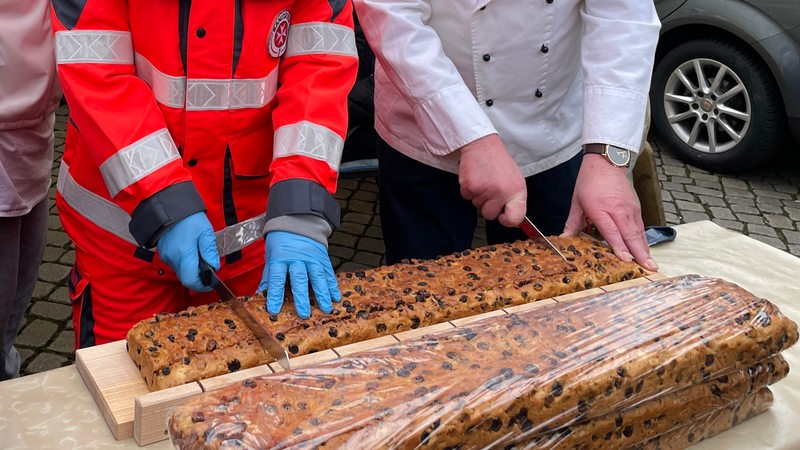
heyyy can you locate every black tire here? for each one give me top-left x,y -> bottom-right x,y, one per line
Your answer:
650,38 -> 785,173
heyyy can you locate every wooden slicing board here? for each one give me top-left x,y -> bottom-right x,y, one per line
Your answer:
75,339 -> 148,440
75,275 -> 664,446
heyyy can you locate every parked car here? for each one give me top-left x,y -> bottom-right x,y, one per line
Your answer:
651,0 -> 800,172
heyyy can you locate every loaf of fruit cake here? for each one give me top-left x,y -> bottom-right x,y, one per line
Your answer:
167,274 -> 798,449
525,354 -> 787,449
632,387 -> 774,450
127,235 -> 647,390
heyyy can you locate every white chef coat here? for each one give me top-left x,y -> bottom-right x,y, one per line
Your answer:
353,0 -> 661,176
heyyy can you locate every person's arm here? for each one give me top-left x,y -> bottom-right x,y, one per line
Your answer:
260,0 -> 359,318
264,0 -> 359,240
581,0 -> 661,151
51,1 -> 204,246
353,0 -> 495,155
562,0 -> 661,271
353,1 -> 526,225
51,1 -> 215,290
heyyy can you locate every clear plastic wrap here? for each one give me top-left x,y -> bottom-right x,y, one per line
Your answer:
631,387 -> 774,450
168,274 -> 798,449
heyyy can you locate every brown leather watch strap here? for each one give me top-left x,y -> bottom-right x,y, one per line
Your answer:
582,143 -> 606,155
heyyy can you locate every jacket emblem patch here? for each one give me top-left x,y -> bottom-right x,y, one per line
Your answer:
268,10 -> 291,58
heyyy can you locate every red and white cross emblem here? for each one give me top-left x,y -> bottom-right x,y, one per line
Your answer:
268,10 -> 291,58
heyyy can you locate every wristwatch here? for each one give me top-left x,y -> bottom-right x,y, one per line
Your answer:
583,143 -> 631,168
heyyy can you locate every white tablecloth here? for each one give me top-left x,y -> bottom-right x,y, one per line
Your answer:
1,221 -> 798,449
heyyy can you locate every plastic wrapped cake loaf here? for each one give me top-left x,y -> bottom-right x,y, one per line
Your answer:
167,274 -> 798,449
127,235 -> 647,390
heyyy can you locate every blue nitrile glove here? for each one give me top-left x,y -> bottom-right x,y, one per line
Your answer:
157,212 -> 219,292
258,231 -> 341,319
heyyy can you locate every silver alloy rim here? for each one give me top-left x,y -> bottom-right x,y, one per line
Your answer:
663,57 -> 751,154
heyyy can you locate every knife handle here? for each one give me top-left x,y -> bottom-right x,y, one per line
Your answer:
198,256 -> 214,287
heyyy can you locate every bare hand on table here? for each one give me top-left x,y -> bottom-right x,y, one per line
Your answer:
458,134 -> 527,227
561,154 -> 659,271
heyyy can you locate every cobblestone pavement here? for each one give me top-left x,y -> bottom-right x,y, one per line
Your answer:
15,104 -> 800,376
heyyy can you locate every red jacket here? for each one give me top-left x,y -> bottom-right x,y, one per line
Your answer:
52,0 -> 358,277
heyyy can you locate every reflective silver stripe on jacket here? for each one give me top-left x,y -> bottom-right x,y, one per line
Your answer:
216,214 -> 268,257
134,53 -> 279,111
134,54 -> 185,108
285,23 -> 357,58
99,129 -> 180,198
186,75 -> 278,111
57,162 -> 267,256
58,162 -> 137,244
55,30 -> 134,64
273,121 -> 343,171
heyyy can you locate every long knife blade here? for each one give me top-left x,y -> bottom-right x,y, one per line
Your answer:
199,259 -> 291,370
519,216 -> 568,261
227,298 -> 291,370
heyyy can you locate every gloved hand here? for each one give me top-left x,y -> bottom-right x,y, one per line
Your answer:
157,212 -> 219,292
258,231 -> 341,319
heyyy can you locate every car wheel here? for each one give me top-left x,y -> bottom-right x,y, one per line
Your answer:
650,38 -> 784,172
